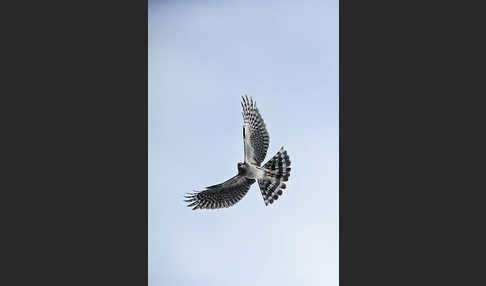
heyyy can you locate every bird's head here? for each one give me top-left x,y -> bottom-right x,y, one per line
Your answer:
237,162 -> 246,174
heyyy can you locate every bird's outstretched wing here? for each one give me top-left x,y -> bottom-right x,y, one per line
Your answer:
185,175 -> 255,210
241,95 -> 269,166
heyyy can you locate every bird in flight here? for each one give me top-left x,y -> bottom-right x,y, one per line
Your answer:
185,95 -> 291,210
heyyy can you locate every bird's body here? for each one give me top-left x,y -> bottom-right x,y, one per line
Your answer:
185,96 -> 291,210
237,162 -> 262,178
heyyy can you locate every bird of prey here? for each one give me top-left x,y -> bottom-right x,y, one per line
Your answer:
185,96 -> 291,210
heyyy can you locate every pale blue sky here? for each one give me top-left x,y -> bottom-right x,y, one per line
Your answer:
149,1 -> 338,285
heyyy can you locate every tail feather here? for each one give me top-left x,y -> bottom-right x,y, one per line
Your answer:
258,147 -> 291,206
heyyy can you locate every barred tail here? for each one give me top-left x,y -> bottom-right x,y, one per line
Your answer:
258,147 -> 291,206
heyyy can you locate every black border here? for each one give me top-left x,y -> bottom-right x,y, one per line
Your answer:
340,1 -> 482,284
7,1 -> 148,284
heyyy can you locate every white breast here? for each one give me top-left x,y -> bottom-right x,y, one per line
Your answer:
245,163 -> 266,180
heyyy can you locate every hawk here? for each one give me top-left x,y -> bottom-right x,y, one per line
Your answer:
185,96 -> 291,210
